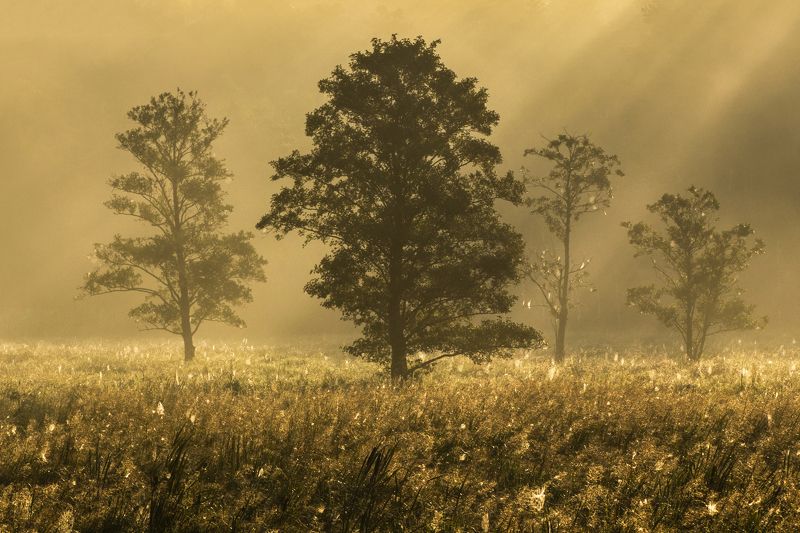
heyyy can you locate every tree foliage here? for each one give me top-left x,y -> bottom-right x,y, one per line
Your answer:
83,90 -> 266,360
524,133 -> 623,361
257,36 -> 541,378
623,186 -> 765,360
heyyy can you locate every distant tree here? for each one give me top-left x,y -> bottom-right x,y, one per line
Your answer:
257,36 -> 542,379
623,186 -> 765,361
523,133 -> 624,362
82,90 -> 266,361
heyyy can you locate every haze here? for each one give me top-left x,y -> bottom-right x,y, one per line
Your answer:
2,0 -> 799,344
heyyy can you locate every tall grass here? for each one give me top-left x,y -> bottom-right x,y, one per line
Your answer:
1,340 -> 800,531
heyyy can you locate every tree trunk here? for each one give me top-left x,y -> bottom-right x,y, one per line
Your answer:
386,178 -> 409,380
687,342 -> 699,361
181,328 -> 195,362
684,308 -> 698,361
177,256 -> 194,362
554,309 -> 567,363
387,221 -> 407,380
554,212 -> 571,363
686,331 -> 702,361
684,254 -> 697,362
172,176 -> 195,362
695,323 -> 710,362
388,255 -> 407,380
389,329 -> 407,380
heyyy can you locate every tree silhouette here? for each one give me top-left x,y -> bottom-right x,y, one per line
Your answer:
523,133 -> 623,362
623,186 -> 765,361
82,90 -> 266,361
257,36 -> 541,379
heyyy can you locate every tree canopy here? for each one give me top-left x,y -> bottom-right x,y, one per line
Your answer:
83,90 -> 266,360
257,36 -> 541,378
623,186 -> 765,360
523,133 -> 623,361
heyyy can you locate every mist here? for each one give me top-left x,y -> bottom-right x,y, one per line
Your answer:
2,0 -> 799,344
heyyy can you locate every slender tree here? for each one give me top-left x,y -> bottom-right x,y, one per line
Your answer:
523,133 -> 623,362
623,186 -> 765,361
257,36 -> 541,379
82,90 -> 266,361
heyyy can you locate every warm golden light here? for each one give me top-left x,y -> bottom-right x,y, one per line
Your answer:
1,0 -> 798,342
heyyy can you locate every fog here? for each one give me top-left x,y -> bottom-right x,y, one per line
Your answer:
2,0 -> 799,345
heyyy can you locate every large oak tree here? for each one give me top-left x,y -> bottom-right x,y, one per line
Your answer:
83,90 -> 266,361
258,36 -> 541,379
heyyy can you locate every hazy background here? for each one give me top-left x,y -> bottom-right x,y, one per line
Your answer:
2,0 -> 799,346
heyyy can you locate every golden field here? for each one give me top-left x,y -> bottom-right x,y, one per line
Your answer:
1,340 -> 799,531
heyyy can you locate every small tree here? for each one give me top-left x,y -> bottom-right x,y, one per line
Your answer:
623,186 -> 765,361
523,133 -> 623,362
257,36 -> 542,379
82,90 -> 266,361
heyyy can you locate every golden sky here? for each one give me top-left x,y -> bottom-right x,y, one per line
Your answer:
2,0 -> 799,342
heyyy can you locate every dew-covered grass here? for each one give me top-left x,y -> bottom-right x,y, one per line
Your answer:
2,339 -> 800,531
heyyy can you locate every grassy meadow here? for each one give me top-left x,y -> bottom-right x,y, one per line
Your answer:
2,340 -> 800,531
